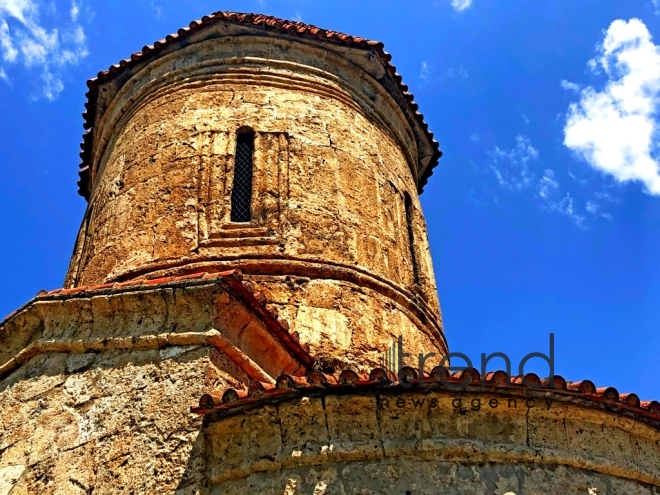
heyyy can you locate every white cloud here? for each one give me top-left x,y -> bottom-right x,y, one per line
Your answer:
0,0 -> 88,99
420,60 -> 430,83
594,190 -> 615,202
546,193 -> 586,226
446,66 -> 468,79
70,0 -> 78,21
0,20 -> 17,61
451,0 -> 472,12
560,79 -> 580,93
585,192 -> 616,220
0,0 -> 34,23
0,66 -> 7,81
567,169 -> 588,185
538,169 -> 558,199
536,167 -> 586,225
488,135 -> 538,191
149,1 -> 162,19
488,136 -> 604,226
563,18 -> 660,195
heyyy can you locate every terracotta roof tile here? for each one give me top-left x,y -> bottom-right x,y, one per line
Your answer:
512,373 -> 541,387
541,375 -> 567,390
338,369 -> 361,384
78,11 -> 441,199
567,379 -> 596,394
198,392 -> 224,408
276,374 -> 311,390
191,366 -> 660,428
247,380 -> 276,397
484,370 -> 508,386
114,278 -> 146,288
85,282 -> 116,291
642,400 -> 660,415
2,310 -> 18,322
59,286 -> 88,295
307,371 -> 338,387
143,276 -> 174,285
170,272 -> 208,281
620,392 -> 641,408
596,386 -> 620,402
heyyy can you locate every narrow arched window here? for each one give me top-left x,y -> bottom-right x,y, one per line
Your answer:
230,129 -> 255,222
404,193 -> 420,285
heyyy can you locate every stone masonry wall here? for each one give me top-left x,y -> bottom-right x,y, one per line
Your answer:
203,390 -> 660,494
0,279 -> 310,494
209,460 -> 660,495
0,345 -> 242,494
64,34 -> 445,365
247,275 -> 444,374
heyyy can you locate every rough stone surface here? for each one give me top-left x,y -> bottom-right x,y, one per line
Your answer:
203,390 -> 660,494
1,13 -> 657,494
248,275 -> 442,372
0,465 -> 25,495
0,277 -> 311,493
207,461 -> 660,495
64,27 -> 446,368
0,346 -> 244,494
65,352 -> 96,373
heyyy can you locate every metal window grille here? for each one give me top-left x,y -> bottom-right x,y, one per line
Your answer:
230,131 -> 255,222
404,193 -> 420,285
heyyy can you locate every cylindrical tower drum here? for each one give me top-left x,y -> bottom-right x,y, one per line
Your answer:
68,13 -> 445,370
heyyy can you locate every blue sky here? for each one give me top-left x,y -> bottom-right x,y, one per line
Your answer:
1,0 -> 659,398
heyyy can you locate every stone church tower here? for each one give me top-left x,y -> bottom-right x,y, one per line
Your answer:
0,11 -> 659,494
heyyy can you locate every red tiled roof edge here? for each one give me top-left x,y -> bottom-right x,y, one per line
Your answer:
77,11 -> 442,199
191,366 -> 660,428
2,270 -> 315,372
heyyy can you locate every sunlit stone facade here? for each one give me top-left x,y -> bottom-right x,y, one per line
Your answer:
0,12 -> 657,495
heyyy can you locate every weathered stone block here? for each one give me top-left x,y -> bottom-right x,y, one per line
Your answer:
324,395 -> 382,461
